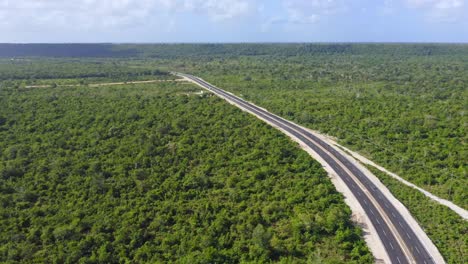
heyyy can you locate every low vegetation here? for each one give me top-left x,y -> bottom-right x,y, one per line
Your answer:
0,82 -> 372,263
172,50 -> 467,209
1,43 -> 466,263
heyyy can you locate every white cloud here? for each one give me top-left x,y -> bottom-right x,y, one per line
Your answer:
282,0 -> 346,24
407,0 -> 463,8
258,0 -> 347,32
181,0 -> 253,21
0,0 -> 158,30
382,0 -> 396,14
405,0 -> 465,22
0,0 -> 254,31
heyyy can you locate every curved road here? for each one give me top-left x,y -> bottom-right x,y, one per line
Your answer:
176,72 -> 441,264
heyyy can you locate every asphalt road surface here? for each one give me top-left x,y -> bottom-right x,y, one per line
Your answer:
177,72 -> 438,264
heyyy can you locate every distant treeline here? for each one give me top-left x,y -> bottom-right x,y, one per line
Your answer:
0,60 -> 168,81
131,43 -> 468,58
1,43 -> 467,58
0,44 -> 138,58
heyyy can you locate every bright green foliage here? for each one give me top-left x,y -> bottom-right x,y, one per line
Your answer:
0,82 -> 372,263
0,58 -> 168,82
172,52 -> 467,209
1,43 -> 465,263
162,49 -> 467,263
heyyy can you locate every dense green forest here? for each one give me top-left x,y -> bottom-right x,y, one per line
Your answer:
0,44 -> 138,58
2,43 -> 468,58
0,43 -> 466,263
164,50 -> 467,209
0,58 -> 166,82
0,82 -> 372,263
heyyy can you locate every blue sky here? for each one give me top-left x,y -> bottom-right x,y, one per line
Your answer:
1,0 -> 467,43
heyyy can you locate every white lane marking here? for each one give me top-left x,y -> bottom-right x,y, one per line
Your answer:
390,242 -> 394,249
399,221 -> 403,227
188,75 -> 441,264
392,212 -> 396,218
397,256 -> 402,264
406,232 -> 411,239
385,203 -> 390,208
356,192 -> 361,197
370,209 -> 375,215
376,218 -> 381,224
416,246 -> 420,254
363,200 -> 368,205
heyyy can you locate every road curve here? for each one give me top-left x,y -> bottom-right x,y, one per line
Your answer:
175,72 -> 444,264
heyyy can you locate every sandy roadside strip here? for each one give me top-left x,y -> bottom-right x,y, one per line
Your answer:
334,144 -> 468,220
24,79 -> 187,88
305,129 -> 447,264
182,75 -> 447,264
301,129 -> 468,221
181,76 -> 391,263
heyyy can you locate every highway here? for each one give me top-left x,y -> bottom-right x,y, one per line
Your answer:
176,72 -> 441,264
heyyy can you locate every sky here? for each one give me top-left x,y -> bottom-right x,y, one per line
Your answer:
0,0 -> 467,43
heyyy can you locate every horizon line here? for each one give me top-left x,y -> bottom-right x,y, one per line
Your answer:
1,41 -> 468,45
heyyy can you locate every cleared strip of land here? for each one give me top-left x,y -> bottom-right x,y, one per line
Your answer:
334,144 -> 468,220
177,72 -> 446,264
24,79 -> 187,88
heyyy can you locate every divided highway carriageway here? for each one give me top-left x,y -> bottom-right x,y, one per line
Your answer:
175,72 -> 443,264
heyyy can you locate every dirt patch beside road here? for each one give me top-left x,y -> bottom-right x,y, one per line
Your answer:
24,79 -> 187,89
